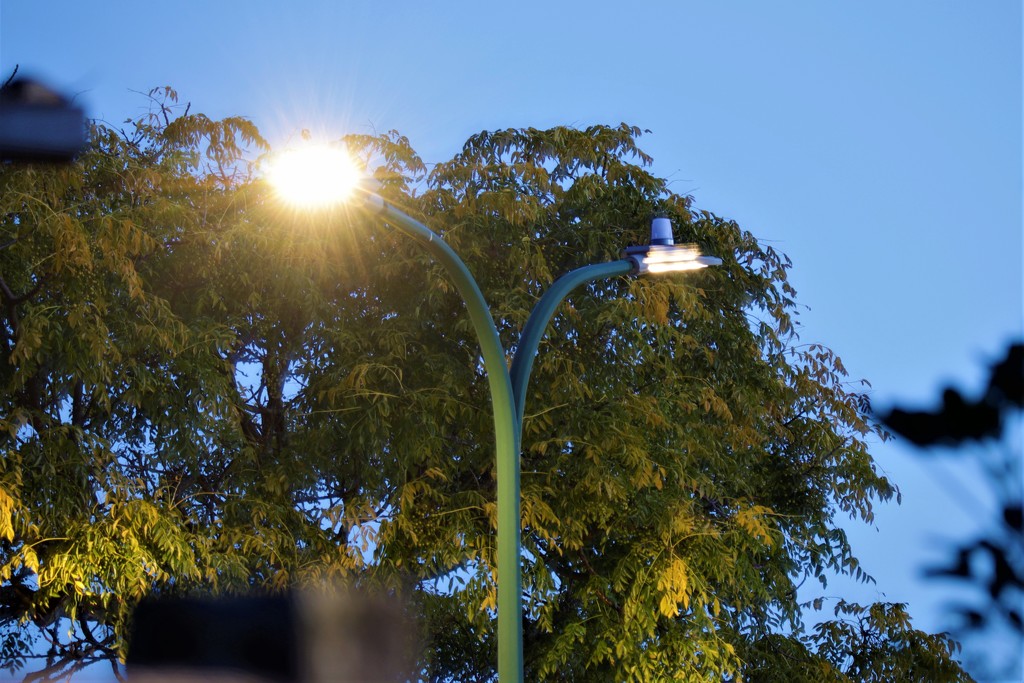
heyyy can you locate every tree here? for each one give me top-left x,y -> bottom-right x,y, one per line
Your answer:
0,89 -> 968,681
881,341 -> 1022,679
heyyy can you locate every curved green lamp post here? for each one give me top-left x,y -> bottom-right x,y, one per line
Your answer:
268,150 -> 720,682
359,192 -> 719,682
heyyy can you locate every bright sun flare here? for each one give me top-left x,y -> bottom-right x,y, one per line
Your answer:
266,145 -> 362,208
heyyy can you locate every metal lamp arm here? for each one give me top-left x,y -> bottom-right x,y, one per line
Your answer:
509,260 -> 634,428
362,195 -> 524,682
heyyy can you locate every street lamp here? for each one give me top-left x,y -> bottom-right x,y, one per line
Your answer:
266,146 -> 721,683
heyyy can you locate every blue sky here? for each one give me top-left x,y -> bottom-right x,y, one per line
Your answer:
2,0 -> 1021,677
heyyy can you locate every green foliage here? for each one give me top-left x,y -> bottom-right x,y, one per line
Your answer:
0,91 -> 967,680
736,599 -> 972,683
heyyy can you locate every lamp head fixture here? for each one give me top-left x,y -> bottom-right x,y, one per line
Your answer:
265,144 -> 362,208
623,217 -> 723,275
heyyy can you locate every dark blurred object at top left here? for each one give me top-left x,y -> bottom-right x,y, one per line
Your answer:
0,69 -> 86,162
